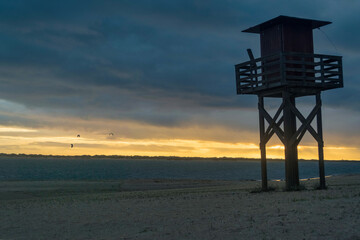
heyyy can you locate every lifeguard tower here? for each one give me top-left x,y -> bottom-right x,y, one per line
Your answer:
235,16 -> 343,190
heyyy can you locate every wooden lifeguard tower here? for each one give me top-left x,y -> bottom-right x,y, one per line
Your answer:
235,16 -> 343,190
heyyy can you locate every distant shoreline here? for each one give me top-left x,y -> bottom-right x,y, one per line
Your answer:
0,153 -> 359,162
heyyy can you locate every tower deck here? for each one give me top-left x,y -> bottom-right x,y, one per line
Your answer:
235,52 -> 343,97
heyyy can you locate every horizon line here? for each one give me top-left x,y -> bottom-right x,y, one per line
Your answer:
0,153 -> 359,162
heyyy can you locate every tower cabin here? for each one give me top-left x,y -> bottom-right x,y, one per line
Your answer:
236,15 -> 343,97
235,16 -> 343,191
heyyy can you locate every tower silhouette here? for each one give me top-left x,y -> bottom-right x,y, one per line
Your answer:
235,16 -> 343,190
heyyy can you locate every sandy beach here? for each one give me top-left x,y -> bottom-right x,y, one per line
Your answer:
1,175 -> 360,240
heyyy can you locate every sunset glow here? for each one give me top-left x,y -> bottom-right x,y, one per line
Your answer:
0,1 -> 359,161
0,124 -> 358,160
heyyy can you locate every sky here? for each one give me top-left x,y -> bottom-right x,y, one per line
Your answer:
0,0 -> 359,159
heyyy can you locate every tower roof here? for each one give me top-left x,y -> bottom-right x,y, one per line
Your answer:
242,15 -> 331,34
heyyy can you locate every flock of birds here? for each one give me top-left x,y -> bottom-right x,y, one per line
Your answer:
70,132 -> 114,148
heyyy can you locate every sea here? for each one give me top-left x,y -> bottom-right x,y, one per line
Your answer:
0,158 -> 360,181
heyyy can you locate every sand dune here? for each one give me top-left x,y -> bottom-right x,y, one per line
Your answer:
1,175 -> 360,239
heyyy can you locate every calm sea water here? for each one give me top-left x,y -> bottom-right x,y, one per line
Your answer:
0,158 -> 360,181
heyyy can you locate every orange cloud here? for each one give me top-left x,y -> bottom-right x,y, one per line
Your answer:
0,124 -> 358,160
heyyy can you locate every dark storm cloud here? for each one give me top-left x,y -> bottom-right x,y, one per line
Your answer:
0,0 -> 359,128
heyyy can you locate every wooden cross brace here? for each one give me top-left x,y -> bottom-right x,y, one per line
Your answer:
286,97 -> 322,146
258,102 -> 285,145
258,95 -> 323,147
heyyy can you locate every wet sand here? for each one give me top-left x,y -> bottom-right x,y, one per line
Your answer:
1,175 -> 360,239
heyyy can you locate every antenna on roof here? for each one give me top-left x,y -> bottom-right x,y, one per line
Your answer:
317,27 -> 339,54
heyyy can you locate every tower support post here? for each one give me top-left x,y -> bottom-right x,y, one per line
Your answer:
258,96 -> 268,191
316,93 -> 326,189
283,92 -> 299,190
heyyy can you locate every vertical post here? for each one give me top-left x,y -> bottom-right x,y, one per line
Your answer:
316,93 -> 326,189
258,96 -> 268,191
283,92 -> 299,190
247,49 -> 258,88
280,52 -> 286,85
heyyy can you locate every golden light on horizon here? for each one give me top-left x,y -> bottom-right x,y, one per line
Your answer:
269,145 -> 285,150
0,127 -> 38,132
0,125 -> 358,160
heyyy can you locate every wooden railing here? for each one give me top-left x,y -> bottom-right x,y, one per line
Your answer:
235,52 -> 343,95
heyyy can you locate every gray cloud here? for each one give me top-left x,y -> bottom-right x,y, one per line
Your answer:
0,0 -> 358,131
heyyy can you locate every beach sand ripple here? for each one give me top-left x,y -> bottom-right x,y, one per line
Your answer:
1,175 -> 360,239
